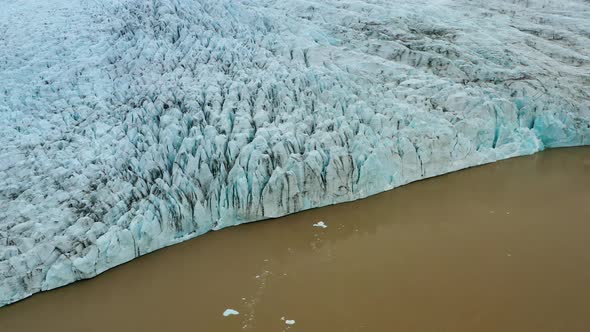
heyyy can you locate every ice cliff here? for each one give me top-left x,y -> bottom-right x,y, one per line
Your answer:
1,0 -> 589,306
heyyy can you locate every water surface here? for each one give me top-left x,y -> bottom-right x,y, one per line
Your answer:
1,147 -> 589,331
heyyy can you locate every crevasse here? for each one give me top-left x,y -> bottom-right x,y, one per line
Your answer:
1,0 -> 589,306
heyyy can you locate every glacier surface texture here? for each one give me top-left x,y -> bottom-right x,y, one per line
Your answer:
1,0 -> 589,306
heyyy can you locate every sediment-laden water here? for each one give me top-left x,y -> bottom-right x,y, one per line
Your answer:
1,147 -> 589,331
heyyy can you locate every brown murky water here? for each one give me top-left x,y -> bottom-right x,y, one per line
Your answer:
1,147 -> 589,331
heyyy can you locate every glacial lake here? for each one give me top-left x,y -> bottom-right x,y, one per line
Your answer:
1,147 -> 589,332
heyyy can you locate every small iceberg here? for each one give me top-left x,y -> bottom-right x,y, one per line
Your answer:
313,221 -> 327,228
223,309 -> 239,317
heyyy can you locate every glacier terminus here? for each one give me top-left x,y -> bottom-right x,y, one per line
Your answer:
0,0 -> 589,306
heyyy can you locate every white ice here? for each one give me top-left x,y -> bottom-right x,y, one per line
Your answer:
313,221 -> 328,228
223,309 -> 240,317
1,0 -> 589,306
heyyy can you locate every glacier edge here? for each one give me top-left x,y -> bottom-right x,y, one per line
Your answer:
1,0 -> 589,306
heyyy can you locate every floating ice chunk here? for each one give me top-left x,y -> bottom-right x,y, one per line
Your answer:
223,309 -> 239,317
285,320 -> 296,325
313,221 -> 328,228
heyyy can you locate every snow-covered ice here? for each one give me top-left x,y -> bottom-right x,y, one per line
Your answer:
1,0 -> 589,306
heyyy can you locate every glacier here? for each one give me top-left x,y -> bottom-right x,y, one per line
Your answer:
0,0 -> 589,306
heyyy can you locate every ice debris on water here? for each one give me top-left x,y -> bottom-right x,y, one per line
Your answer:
313,221 -> 328,228
281,316 -> 296,325
223,309 -> 240,317
1,0 -> 590,306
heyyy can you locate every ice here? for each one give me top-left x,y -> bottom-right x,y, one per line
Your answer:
281,317 -> 296,325
1,0 -> 589,306
223,309 -> 239,317
313,221 -> 328,228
